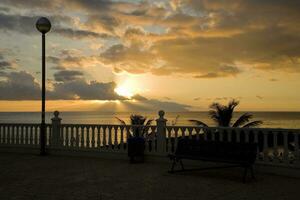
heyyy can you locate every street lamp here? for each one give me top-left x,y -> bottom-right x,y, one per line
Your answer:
36,17 -> 51,156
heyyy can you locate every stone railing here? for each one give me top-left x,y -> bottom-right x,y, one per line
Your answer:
0,110 -> 300,167
0,123 -> 51,147
165,126 -> 300,166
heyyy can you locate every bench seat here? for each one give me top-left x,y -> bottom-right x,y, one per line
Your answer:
168,139 -> 258,182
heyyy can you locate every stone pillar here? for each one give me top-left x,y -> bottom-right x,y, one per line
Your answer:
156,110 -> 167,155
51,111 -> 62,147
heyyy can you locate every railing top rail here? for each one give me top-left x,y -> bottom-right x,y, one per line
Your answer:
165,125 -> 300,132
0,123 -> 50,126
60,124 -> 157,128
1,122 -> 299,132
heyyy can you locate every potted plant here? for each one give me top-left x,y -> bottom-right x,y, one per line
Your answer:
116,115 -> 153,163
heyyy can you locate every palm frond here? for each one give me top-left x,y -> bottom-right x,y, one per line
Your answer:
144,119 -> 153,127
228,99 -> 239,110
189,120 -> 208,127
130,114 -> 146,125
115,117 -> 126,125
243,120 -> 263,128
232,113 -> 252,127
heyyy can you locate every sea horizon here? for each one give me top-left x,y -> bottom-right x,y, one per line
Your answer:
1,111 -> 299,129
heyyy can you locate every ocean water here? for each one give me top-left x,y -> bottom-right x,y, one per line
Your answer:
0,112 -> 299,129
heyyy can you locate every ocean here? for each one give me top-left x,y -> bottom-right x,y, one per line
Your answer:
0,112 -> 299,129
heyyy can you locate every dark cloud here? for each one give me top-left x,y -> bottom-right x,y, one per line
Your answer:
256,95 -> 263,100
269,78 -> 278,82
0,0 -> 60,10
0,70 -> 124,100
48,53 -> 102,70
0,61 -> 13,70
163,97 -> 172,100
48,80 -> 125,100
100,44 -> 156,74
131,94 -> 148,101
0,13 -> 109,40
54,27 -> 112,39
194,65 -> 241,78
0,52 -> 15,72
53,70 -> 84,82
0,69 -> 190,111
84,14 -> 121,33
0,71 -> 40,100
0,6 -> 10,13
1,0 -> 300,80
0,13 -> 37,34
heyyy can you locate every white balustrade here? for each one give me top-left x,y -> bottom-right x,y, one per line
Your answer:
0,111 -> 299,168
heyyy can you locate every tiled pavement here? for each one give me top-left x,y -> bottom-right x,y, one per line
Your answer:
0,152 -> 300,200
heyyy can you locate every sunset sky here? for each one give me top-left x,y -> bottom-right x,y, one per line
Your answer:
0,0 -> 300,112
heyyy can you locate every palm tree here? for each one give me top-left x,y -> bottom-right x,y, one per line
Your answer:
190,99 -> 262,127
116,114 -> 153,137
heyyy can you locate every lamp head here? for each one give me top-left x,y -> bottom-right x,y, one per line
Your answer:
36,17 -> 51,34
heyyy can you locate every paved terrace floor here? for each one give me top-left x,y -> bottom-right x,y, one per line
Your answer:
0,152 -> 300,200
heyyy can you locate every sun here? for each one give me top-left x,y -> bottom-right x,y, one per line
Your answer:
114,85 -> 134,98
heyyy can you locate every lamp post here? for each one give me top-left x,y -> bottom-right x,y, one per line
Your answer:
36,17 -> 51,156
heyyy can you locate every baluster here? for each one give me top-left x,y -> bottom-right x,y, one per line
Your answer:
65,126 -> 69,147
227,129 -> 232,142
114,126 -> 118,150
126,126 -> 131,144
29,126 -> 33,145
86,126 -> 90,148
0,125 -> 3,144
1,126 -> 4,144
252,130 -> 259,160
19,125 -> 23,145
219,128 -> 224,142
108,126 -> 112,150
48,126 -> 52,146
70,126 -> 74,148
236,129 -> 240,143
294,132 -> 299,160
195,127 -> 200,140
245,129 -> 249,143
102,126 -> 107,148
2,126 -> 4,144
75,126 -> 79,148
144,126 -> 149,153
188,127 -> 193,139
120,126 -> 124,151
204,128 -> 208,141
283,131 -> 289,162
181,127 -> 186,138
174,127 -> 179,151
69,125 -> 75,148
7,125 -> 11,145
273,131 -> 278,161
11,125 -> 15,144
1,125 -> 4,144
211,129 -> 216,141
80,126 -> 84,148
3,125 -> 6,144
167,127 -> 172,153
263,131 -> 268,161
15,126 -> 19,145
91,126 -> 96,148
25,126 -> 28,145
97,126 -> 101,148
34,126 -> 40,145
254,130 -> 258,143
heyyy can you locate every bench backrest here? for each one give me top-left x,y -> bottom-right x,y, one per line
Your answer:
176,139 -> 257,164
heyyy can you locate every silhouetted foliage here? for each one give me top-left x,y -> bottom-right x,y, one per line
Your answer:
190,99 -> 263,127
116,114 -> 153,137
